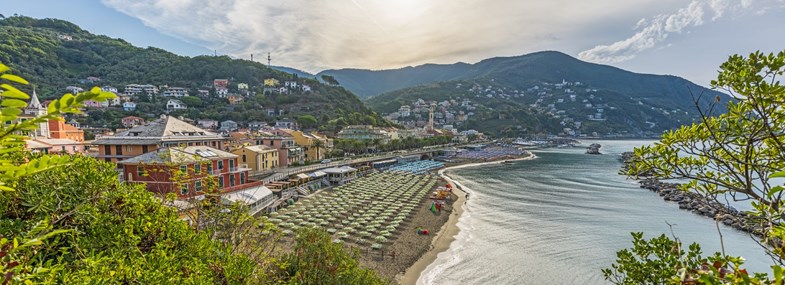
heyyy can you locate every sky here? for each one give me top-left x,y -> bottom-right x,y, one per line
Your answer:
3,0 -> 784,87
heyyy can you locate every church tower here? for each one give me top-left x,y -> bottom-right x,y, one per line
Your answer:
426,103 -> 435,132
24,88 -> 49,138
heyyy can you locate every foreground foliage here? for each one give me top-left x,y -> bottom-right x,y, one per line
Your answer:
0,63 -> 388,284
607,51 -> 785,283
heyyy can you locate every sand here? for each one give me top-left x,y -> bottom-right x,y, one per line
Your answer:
397,153 -> 536,285
397,173 -> 466,285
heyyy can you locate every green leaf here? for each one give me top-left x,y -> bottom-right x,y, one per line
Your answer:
1,99 -> 28,108
0,74 -> 30,85
0,84 -> 30,100
771,171 -> 785,178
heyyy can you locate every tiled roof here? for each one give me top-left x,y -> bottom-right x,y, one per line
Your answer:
93,116 -> 223,145
120,146 -> 236,164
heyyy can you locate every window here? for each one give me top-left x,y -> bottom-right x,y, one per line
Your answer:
218,176 -> 224,188
181,183 -> 188,195
126,145 -> 132,152
229,159 -> 234,170
116,145 -> 123,155
61,146 -> 66,152
229,175 -> 235,186
180,165 -> 187,173
240,173 -> 245,184
206,163 -> 213,174
242,154 -> 246,163
104,145 -> 111,155
217,160 -> 223,170
195,163 -> 202,174
195,181 -> 203,192
137,166 -> 144,177
142,145 -> 148,153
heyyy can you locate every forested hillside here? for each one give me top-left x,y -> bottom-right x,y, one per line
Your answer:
0,16 -> 388,131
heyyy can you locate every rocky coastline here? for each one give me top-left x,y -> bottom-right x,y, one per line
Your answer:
621,152 -> 767,237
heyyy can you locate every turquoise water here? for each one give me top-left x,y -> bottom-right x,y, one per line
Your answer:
418,140 -> 772,285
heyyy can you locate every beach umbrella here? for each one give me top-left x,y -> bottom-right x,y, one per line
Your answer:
371,243 -> 383,250
332,239 -> 343,244
327,228 -> 337,234
359,231 -> 371,237
336,232 -> 348,239
374,236 -> 387,242
282,229 -> 293,236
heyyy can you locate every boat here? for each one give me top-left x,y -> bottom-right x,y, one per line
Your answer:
586,143 -> 602,154
502,160 -> 515,165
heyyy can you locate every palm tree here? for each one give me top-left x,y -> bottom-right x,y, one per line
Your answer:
312,139 -> 325,160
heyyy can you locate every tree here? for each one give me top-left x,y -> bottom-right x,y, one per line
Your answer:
277,228 -> 387,285
297,114 -> 318,129
321,75 -> 339,86
180,95 -> 203,107
608,50 -> 785,283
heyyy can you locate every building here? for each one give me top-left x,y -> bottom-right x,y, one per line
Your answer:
27,138 -> 84,154
162,87 -> 188,97
124,84 -> 158,96
220,120 -> 239,131
23,89 -> 49,138
274,119 -> 297,130
121,116 -> 146,128
248,121 -> 268,129
197,119 -> 219,129
92,115 -> 226,163
237,83 -> 249,90
263,78 -> 279,87
48,118 -> 85,142
119,146 -> 275,214
216,88 -> 229,98
255,133 -> 304,167
232,145 -> 279,172
123,102 -> 137,111
166,99 -> 187,111
336,125 -> 391,143
275,129 -> 329,162
213,79 -> 229,89
227,94 -> 244,105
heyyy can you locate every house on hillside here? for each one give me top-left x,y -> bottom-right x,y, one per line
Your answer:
197,119 -> 219,129
122,102 -> 137,111
121,116 -> 145,128
166,99 -> 187,111
220,120 -> 239,131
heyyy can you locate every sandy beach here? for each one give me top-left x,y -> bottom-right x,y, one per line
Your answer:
397,153 -> 537,285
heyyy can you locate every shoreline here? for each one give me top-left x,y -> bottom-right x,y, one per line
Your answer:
397,153 -> 537,285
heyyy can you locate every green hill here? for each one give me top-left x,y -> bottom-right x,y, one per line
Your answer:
0,16 -> 387,130
365,51 -> 731,137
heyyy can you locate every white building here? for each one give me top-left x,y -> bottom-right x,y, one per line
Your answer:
162,87 -> 188,97
166,99 -> 187,111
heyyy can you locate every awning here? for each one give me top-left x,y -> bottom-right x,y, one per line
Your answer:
223,185 -> 273,205
309,171 -> 327,178
296,173 -> 310,180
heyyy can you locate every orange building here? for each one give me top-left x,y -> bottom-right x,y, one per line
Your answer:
92,115 -> 226,164
48,118 -> 84,142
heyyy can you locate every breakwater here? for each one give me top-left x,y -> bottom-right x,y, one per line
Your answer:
622,152 -> 767,237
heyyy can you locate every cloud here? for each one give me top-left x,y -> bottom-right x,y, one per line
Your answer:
578,0 -> 770,64
101,0 -> 677,72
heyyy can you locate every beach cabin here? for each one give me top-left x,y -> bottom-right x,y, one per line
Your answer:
372,159 -> 397,170
322,166 -> 358,185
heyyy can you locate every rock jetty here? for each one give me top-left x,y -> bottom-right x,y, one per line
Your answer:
637,178 -> 767,236
622,152 -> 767,236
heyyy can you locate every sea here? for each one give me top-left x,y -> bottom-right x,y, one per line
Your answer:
418,140 -> 772,285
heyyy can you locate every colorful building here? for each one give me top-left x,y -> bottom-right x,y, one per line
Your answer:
92,116 -> 226,163
232,145 -> 279,172
119,146 -> 274,215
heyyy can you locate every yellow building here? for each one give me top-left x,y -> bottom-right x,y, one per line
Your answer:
233,145 -> 279,172
276,129 -> 328,162
263,78 -> 279,87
